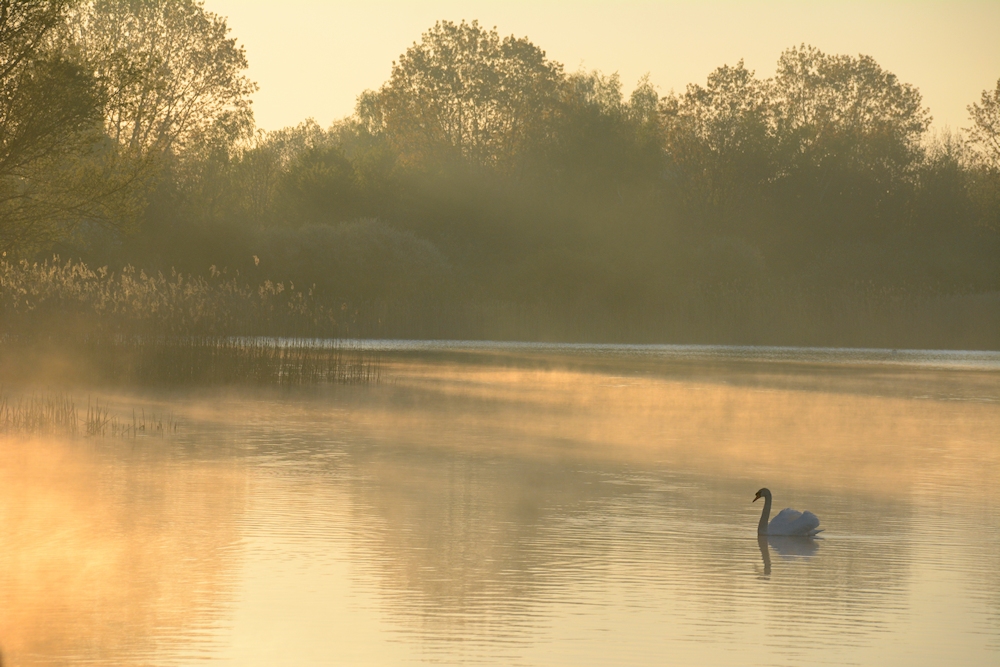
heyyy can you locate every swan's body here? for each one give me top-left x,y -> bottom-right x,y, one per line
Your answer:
753,488 -> 821,536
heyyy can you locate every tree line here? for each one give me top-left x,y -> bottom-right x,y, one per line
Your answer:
2,5 -> 999,346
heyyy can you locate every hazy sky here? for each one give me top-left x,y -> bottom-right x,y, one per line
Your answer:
208,1 -> 1000,134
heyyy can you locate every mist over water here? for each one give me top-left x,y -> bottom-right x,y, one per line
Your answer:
1,345 -> 998,666
2,5 -> 998,665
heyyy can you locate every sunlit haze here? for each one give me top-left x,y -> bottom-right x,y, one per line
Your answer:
208,0 -> 1000,133
2,2 -> 1000,661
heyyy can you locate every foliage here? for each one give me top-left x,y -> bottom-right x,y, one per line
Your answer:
0,0 -> 117,254
0,1 -> 95,181
69,0 -> 256,156
540,71 -> 664,196
258,219 -> 452,301
771,45 -> 930,179
965,77 -> 1000,233
661,60 -> 774,220
967,77 -> 1000,171
0,0 -> 255,257
0,256 -> 345,337
2,13 -> 998,349
359,20 -> 563,170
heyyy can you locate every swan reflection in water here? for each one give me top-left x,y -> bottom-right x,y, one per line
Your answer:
757,534 -> 820,575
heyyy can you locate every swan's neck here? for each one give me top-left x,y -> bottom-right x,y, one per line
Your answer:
757,494 -> 771,535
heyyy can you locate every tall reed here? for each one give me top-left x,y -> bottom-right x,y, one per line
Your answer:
0,257 -> 346,338
0,258 -> 382,385
78,337 -> 382,386
85,398 -> 178,438
2,257 -> 997,352
0,392 -> 79,435
0,391 -> 179,438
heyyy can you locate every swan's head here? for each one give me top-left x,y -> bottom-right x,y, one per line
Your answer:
753,488 -> 771,503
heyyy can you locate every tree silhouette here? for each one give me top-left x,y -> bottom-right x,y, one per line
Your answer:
358,20 -> 562,170
967,77 -> 1000,170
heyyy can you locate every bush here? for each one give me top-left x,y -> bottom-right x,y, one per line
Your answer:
258,219 -> 451,302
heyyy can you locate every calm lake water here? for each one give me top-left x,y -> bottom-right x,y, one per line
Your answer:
2,343 -> 999,666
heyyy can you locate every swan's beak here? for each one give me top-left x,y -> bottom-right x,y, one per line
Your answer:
753,494 -> 760,502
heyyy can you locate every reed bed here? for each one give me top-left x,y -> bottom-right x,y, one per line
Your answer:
2,256 -> 997,353
0,336 -> 382,387
0,392 -> 176,438
0,258 -> 383,386
85,399 -> 177,438
0,393 -> 79,435
0,257 -> 346,338
78,337 -> 382,386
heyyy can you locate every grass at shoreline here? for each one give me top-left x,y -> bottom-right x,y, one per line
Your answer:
2,257 -> 998,359
0,336 -> 382,387
0,392 -> 177,438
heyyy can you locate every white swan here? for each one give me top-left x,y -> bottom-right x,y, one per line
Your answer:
753,488 -> 822,536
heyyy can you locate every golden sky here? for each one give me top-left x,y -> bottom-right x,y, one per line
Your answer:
207,0 -> 1000,134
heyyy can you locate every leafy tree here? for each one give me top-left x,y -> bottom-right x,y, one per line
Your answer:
763,45 -> 931,272
260,219 -> 451,302
0,0 -> 132,255
165,107 -> 254,224
0,1 -> 85,177
51,0 -> 258,267
661,61 -> 774,219
273,143 -> 360,227
770,45 -> 929,184
967,77 -> 1000,170
69,0 -> 256,157
231,119 -> 400,228
542,71 -> 664,198
228,120 -> 331,227
965,77 -> 1000,231
358,20 -> 563,170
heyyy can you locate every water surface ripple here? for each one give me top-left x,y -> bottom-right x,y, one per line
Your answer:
1,343 -> 998,666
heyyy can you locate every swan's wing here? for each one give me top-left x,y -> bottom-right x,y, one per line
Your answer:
797,511 -> 821,535
768,508 -> 802,534
769,508 -> 821,536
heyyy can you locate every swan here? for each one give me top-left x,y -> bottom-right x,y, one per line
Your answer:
753,488 -> 822,536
